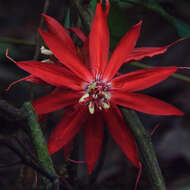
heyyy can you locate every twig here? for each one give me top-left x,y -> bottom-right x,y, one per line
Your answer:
0,36 -> 35,46
22,102 -> 57,176
13,136 -> 40,164
22,102 -> 58,189
0,138 -> 58,183
0,99 -> 26,121
0,99 -> 74,189
33,0 -> 50,60
0,161 -> 22,168
120,107 -> 167,190
14,136 -> 62,190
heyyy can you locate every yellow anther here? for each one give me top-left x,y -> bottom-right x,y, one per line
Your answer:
87,82 -> 96,92
40,46 -> 53,55
102,91 -> 111,100
79,93 -> 89,103
101,102 -> 110,109
89,102 -> 95,114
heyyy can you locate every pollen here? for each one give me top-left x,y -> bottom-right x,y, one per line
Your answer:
79,80 -> 111,114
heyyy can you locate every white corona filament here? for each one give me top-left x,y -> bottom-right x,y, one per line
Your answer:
40,46 -> 53,55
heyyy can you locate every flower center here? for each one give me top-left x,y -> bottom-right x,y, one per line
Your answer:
79,80 -> 111,114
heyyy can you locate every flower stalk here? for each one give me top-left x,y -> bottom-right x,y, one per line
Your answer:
22,102 -> 57,177
120,107 -> 166,190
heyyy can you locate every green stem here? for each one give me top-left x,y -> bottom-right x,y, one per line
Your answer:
0,36 -> 35,46
130,62 -> 190,83
120,107 -> 166,190
22,102 -> 57,176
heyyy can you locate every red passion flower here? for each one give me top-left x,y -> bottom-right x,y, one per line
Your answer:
10,0 -> 183,175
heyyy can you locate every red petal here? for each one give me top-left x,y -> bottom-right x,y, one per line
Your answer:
103,104 -> 140,168
39,29 -> 93,81
103,21 -> 142,81
84,113 -> 104,174
89,2 -> 109,76
25,75 -> 47,84
16,61 -> 83,90
80,39 -> 90,68
68,27 -> 87,42
111,67 -> 177,91
32,88 -> 81,115
48,106 -> 87,154
42,14 -> 76,55
125,38 -> 186,63
111,91 -> 184,116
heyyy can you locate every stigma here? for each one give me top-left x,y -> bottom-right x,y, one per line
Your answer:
79,81 -> 111,114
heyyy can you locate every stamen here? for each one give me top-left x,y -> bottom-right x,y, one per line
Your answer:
89,102 -> 95,114
101,102 -> 110,109
102,91 -> 110,100
79,93 -> 89,103
87,82 -> 96,92
79,79 -> 111,114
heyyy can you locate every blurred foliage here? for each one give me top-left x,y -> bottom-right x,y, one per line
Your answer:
172,18 -> 190,37
90,0 -> 97,14
120,0 -> 190,37
108,1 -> 130,49
64,8 -> 70,27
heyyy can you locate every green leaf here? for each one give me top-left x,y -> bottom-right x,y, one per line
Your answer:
120,0 -> 190,38
171,18 -> 190,38
64,8 -> 70,27
90,0 -> 97,14
108,0 -> 131,49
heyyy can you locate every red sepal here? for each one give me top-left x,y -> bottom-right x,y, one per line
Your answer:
84,113 -> 104,174
103,104 -> 140,168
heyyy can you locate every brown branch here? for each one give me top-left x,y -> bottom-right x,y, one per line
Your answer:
33,0 -> 50,60
0,137 -> 58,183
0,99 -> 76,190
0,99 -> 26,121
